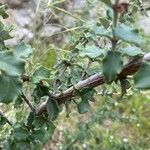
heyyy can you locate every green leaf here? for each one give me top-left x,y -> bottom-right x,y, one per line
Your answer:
13,42 -> 32,59
32,84 -> 49,103
0,51 -> 25,76
0,20 -> 11,50
43,125 -> 55,144
77,100 -> 90,114
14,141 -> 31,150
120,79 -> 131,96
33,116 -> 56,143
106,8 -> 113,19
77,87 -> 95,114
32,129 -> 45,143
134,62 -> 150,89
0,23 -> 11,41
31,66 -> 50,83
75,43 -> 84,51
47,97 -> 59,120
103,51 -> 123,84
79,87 -> 96,101
80,46 -> 105,59
26,112 -> 34,129
46,121 -> 56,134
100,0 -> 112,7
14,96 -> 23,108
99,17 -> 110,28
31,142 -> 41,150
0,116 -> 7,127
14,127 -> 29,140
0,4 -> 9,19
32,116 -> 48,128
119,46 -> 143,56
3,139 -> 31,150
40,49 -> 57,68
0,74 -> 22,103
114,24 -> 144,47
89,24 -> 110,37
2,139 -> 12,150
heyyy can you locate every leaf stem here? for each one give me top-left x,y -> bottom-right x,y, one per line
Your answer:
112,0 -> 120,51
21,92 -> 35,113
113,0 -> 119,28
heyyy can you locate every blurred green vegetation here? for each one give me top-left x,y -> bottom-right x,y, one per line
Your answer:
51,93 -> 150,150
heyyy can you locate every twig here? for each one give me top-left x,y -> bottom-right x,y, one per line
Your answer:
21,92 -> 35,113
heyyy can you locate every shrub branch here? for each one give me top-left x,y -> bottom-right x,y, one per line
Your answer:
36,55 -> 144,115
